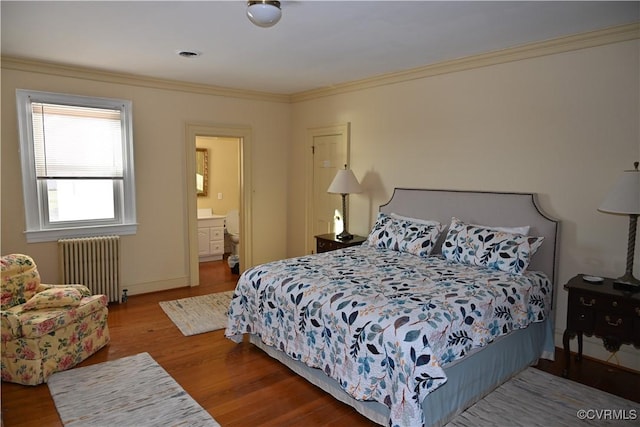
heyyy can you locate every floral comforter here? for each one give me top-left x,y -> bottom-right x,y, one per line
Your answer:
225,245 -> 552,427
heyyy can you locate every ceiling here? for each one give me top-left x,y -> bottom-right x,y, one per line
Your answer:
2,1 -> 638,95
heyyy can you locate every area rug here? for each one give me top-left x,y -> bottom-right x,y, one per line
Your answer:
48,352 -> 220,427
446,367 -> 640,426
159,290 -> 234,336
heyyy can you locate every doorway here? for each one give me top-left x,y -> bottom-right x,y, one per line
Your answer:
186,123 -> 253,286
196,135 -> 240,257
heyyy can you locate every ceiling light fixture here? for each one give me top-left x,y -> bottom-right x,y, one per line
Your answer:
247,1 -> 281,28
177,50 -> 201,58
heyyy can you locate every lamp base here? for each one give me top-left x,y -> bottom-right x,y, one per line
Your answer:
336,230 -> 354,241
613,273 -> 640,293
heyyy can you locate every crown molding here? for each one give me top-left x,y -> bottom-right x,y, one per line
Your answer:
290,22 -> 640,103
0,56 -> 292,104
2,23 -> 637,105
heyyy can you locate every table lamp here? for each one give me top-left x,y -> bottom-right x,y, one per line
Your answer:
327,165 -> 362,240
598,161 -> 640,290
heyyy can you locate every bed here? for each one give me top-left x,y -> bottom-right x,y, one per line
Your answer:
226,188 -> 559,427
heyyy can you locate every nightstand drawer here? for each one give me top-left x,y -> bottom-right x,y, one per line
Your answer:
317,239 -> 340,252
567,292 -> 598,332
568,292 -> 603,309
315,233 -> 367,254
594,313 -> 632,337
567,306 -> 595,332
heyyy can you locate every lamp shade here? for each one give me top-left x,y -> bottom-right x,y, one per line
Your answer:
327,169 -> 362,194
247,1 -> 282,28
598,164 -> 640,215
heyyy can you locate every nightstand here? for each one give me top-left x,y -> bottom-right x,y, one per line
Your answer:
562,274 -> 640,377
315,233 -> 367,253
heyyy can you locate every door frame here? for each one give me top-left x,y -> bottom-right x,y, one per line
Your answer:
305,123 -> 350,253
185,123 -> 253,286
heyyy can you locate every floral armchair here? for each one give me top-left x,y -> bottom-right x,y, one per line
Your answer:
1,254 -> 110,385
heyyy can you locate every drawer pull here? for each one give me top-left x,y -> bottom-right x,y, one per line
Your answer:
604,316 -> 622,327
612,301 -> 617,308
636,307 -> 640,317
579,297 -> 596,307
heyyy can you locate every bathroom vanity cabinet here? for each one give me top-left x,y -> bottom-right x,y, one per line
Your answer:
198,215 -> 225,262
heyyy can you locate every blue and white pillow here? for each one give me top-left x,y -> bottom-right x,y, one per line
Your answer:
398,221 -> 444,257
442,217 -> 543,275
367,212 -> 444,257
367,212 -> 403,250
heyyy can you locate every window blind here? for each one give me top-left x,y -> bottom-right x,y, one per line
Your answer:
32,102 -> 124,179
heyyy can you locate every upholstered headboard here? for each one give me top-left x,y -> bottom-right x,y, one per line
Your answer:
379,188 -> 559,286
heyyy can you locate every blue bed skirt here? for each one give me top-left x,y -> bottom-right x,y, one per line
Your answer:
249,318 -> 554,426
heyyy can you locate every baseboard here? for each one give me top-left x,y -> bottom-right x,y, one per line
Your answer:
554,330 -> 640,372
121,277 -> 190,298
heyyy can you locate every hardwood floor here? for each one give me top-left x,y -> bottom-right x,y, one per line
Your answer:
2,260 -> 638,426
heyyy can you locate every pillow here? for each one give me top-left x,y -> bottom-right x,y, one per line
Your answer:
442,217 -> 543,274
22,287 -> 83,311
456,220 -> 530,236
390,214 -> 528,234
398,220 -> 444,257
367,212 -> 404,250
481,224 -> 530,236
37,283 -> 92,297
368,212 -> 444,257
390,213 -> 441,227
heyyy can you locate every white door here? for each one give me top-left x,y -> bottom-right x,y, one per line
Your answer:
307,124 -> 350,252
198,227 -> 210,256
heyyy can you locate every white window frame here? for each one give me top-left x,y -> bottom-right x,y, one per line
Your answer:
16,89 -> 137,243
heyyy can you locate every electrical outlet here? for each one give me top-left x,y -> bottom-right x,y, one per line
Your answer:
217,192 -> 223,200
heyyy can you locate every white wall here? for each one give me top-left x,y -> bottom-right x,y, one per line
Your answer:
289,40 -> 640,369
1,67 -> 290,295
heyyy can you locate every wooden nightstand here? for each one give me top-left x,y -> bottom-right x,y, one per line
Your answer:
562,274 -> 640,377
315,233 -> 367,253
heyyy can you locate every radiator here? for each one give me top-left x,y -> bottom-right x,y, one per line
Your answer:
58,236 -> 120,303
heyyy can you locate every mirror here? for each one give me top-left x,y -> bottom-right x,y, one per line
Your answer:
196,148 -> 209,197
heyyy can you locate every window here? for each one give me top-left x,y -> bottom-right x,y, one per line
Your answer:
16,90 -> 137,242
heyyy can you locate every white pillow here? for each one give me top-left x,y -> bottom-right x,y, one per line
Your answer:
389,213 -> 527,235
389,213 -> 441,227
466,221 -> 530,236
